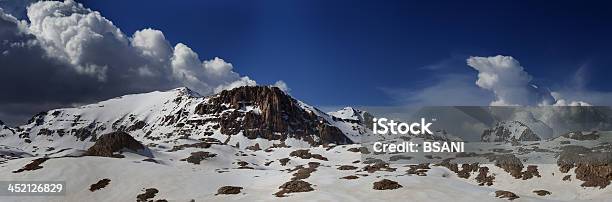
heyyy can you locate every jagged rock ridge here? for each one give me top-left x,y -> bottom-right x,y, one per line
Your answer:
194,86 -> 353,145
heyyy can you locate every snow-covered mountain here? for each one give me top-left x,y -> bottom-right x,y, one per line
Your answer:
328,107 -> 373,142
0,86 -> 369,155
0,86 -> 470,157
481,121 -> 541,142
0,86 -> 611,202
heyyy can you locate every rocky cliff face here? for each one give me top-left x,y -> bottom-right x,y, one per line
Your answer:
195,86 -> 352,145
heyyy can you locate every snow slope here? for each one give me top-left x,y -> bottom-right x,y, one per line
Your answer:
0,87 -> 610,202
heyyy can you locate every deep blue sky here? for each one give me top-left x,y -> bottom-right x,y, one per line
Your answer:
79,0 -> 612,107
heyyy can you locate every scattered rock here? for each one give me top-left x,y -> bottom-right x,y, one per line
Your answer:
406,164 -> 430,176
575,164 -> 612,188
495,190 -> 520,200
12,158 -> 49,173
181,151 -> 217,164
373,179 -> 402,190
347,147 -> 360,152
437,162 -> 479,179
557,145 -> 612,188
490,154 -> 523,179
533,190 -> 551,196
521,165 -> 541,180
167,142 -> 211,152
236,161 -> 254,169
270,142 -> 289,148
476,167 -> 495,186
279,158 -> 290,166
562,175 -> 571,181
291,163 -> 320,180
274,180 -> 314,197
340,175 -> 359,180
137,188 -> 159,202
363,162 -> 396,173
246,143 -> 261,151
89,179 -> 111,192
495,190 -> 519,200
308,162 -> 320,168
292,167 -> 317,180
337,165 -> 358,170
216,186 -> 243,195
237,161 -> 249,167
289,149 -> 328,161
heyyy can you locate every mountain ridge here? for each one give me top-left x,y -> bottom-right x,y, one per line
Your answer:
0,86 -> 366,156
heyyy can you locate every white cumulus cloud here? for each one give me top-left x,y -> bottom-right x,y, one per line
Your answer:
0,0 -> 286,125
467,55 -> 556,106
272,80 -> 290,93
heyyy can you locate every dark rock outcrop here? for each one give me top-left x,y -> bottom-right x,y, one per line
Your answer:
373,179 -> 402,190
476,167 -> 495,186
575,164 -> 612,188
89,179 -> 111,192
495,190 -> 519,200
181,151 -> 217,164
490,154 -> 524,179
279,158 -> 290,166
289,149 -> 328,161
216,186 -> 243,195
364,162 -> 396,173
12,158 -> 49,173
291,165 -> 317,180
27,111 -> 47,126
557,145 -> 612,188
406,164 -> 430,176
195,86 -> 352,146
137,188 -> 159,202
337,165 -> 358,170
274,180 -> 314,197
85,132 -> 145,157
533,190 -> 551,196
341,175 -> 359,180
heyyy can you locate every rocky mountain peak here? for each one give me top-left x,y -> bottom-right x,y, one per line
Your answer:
172,87 -> 201,98
481,121 -> 541,142
194,86 -> 353,145
330,107 -> 360,120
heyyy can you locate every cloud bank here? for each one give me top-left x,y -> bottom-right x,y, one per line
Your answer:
387,55 -> 600,107
0,0 -> 272,125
